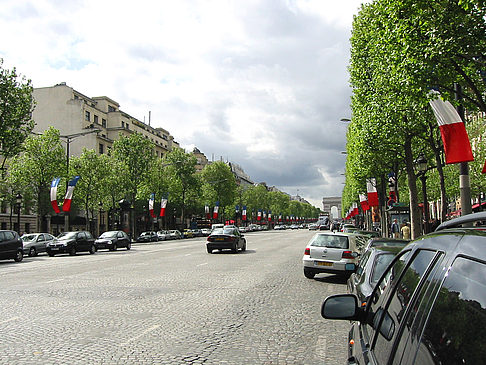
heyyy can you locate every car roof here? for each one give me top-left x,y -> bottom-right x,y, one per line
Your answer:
436,211 -> 486,231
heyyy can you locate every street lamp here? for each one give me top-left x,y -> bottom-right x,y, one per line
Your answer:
15,193 -> 22,234
415,153 -> 429,234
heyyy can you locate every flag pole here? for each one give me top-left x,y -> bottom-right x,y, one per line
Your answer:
455,83 -> 472,218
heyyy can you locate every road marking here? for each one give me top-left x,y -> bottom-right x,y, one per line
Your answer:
315,335 -> 327,359
120,324 -> 160,346
184,253 -> 191,256
0,316 -> 20,325
197,262 -> 208,266
45,279 -> 64,283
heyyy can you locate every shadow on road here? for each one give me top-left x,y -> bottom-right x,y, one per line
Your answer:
313,274 -> 348,285
209,249 -> 257,255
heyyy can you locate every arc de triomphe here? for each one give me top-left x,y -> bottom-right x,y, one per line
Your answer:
322,197 -> 342,219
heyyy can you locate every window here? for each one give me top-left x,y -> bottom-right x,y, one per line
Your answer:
1,222 -> 6,230
122,121 -> 125,128
94,115 -> 98,124
85,111 -> 90,121
126,123 -> 129,130
102,118 -> 107,127
372,250 -> 438,364
99,143 -> 104,154
418,257 -> 486,364
25,223 -> 30,234
108,105 -> 116,112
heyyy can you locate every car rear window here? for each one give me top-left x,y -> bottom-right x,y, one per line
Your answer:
311,235 -> 349,249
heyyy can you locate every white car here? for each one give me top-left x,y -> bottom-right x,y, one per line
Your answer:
302,232 -> 363,279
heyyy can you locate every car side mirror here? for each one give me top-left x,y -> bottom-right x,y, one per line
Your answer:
321,294 -> 361,320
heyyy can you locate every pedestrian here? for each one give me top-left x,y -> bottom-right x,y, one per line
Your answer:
391,219 -> 400,238
401,222 -> 411,240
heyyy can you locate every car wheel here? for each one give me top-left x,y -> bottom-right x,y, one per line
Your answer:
112,243 -> 117,251
126,242 -> 131,250
89,244 -> 96,254
29,247 -> 37,257
14,250 -> 23,262
232,244 -> 238,253
304,268 -> 315,279
241,240 -> 247,252
48,252 -> 55,257
69,246 -> 76,256
207,247 -> 212,254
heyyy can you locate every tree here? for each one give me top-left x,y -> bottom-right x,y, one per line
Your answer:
7,127 -> 66,231
164,148 -> 199,228
0,59 -> 35,175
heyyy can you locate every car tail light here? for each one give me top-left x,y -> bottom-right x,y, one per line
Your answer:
342,250 -> 355,259
207,236 -> 214,242
304,248 -> 310,255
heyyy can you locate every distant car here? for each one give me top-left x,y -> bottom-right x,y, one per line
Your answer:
21,233 -> 55,256
168,230 -> 182,240
302,232 -> 363,279
362,237 -> 410,252
191,229 -> 203,237
206,227 -> 246,254
157,230 -> 170,241
274,225 -> 286,230
0,230 -> 24,262
355,230 -> 381,239
200,228 -> 211,236
340,223 -> 356,232
290,224 -> 299,230
136,231 -> 158,243
308,223 -> 319,230
238,227 -> 247,233
183,229 -> 194,238
95,230 -> 131,251
47,231 -> 96,256
347,244 -> 406,307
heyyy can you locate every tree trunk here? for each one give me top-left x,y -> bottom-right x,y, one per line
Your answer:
404,135 -> 421,239
428,124 -> 447,223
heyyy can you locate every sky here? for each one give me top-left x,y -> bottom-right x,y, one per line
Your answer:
0,0 -> 367,208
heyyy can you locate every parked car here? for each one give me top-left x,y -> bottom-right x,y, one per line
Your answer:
362,237 -> 410,252
95,230 -> 131,251
302,232 -> 364,279
21,233 -> 55,256
274,225 -> 286,230
191,229 -> 203,237
308,223 -> 319,230
354,230 -> 381,239
136,231 -> 158,243
347,244 -> 407,307
0,230 -> 23,262
206,227 -> 246,254
321,211 -> 486,365
238,227 -> 247,233
46,231 -> 96,256
183,229 -> 194,238
340,223 -> 356,232
157,230 -> 170,241
200,228 -> 212,236
168,230 -> 182,240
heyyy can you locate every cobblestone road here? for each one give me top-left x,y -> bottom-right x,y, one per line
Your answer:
0,230 -> 350,364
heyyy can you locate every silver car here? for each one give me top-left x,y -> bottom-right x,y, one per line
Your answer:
302,232 -> 364,279
21,233 -> 55,257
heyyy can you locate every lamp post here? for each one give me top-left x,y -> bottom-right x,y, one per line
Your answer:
416,154 -> 429,234
15,193 -> 22,235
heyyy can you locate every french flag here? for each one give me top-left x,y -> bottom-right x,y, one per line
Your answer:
148,193 -> 156,218
268,211 -> 272,222
160,194 -> 168,217
359,194 -> 370,211
429,91 -> 474,164
50,178 -> 61,213
205,205 -> 210,220
62,176 -> 80,212
257,210 -> 262,221
242,206 -> 247,221
213,202 -> 219,219
353,202 -> 359,216
367,178 -> 379,207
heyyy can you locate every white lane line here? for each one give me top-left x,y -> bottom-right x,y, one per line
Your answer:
184,253 -> 191,257
197,262 -> 208,267
0,316 -> 20,325
45,279 -> 64,283
120,324 -> 160,347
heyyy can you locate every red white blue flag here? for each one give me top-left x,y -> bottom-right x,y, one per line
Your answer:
160,194 -> 168,217
50,178 -> 61,213
242,206 -> 247,221
367,178 -> 379,207
62,176 -> 80,212
213,202 -> 219,219
205,205 -> 210,219
359,194 -> 370,211
257,210 -> 262,221
429,91 -> 474,164
268,211 -> 272,222
148,193 -> 156,218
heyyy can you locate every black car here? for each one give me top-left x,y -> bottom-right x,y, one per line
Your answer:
0,230 -> 23,262
321,212 -> 486,365
206,227 -> 246,254
347,244 -> 406,307
95,230 -> 131,251
136,231 -> 159,243
46,231 -> 96,256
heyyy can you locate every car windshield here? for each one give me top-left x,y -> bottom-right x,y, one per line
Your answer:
371,253 -> 395,283
311,235 -> 349,249
21,234 -> 37,242
57,232 -> 77,239
100,231 -> 117,238
211,228 -> 235,235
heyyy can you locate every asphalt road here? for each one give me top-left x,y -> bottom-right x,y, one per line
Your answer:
0,229 -> 350,364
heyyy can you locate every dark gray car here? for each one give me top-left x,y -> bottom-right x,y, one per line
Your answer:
46,231 -> 96,256
0,230 -> 23,262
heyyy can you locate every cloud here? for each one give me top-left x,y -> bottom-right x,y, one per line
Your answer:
0,0 -> 366,208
